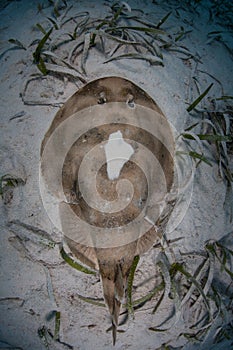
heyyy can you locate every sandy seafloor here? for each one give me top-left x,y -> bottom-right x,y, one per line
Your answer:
0,0 -> 233,349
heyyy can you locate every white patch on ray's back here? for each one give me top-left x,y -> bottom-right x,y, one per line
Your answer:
104,130 -> 134,181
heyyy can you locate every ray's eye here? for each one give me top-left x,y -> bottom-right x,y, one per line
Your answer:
127,94 -> 135,108
98,91 -> 107,104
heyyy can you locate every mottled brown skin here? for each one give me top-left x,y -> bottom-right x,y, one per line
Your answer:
41,76 -> 175,344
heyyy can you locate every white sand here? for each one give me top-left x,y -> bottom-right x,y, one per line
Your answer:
0,1 -> 232,349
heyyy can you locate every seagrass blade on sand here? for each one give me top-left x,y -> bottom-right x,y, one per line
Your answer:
40,76 -> 175,344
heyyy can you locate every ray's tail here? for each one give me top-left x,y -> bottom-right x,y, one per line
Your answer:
100,263 -> 126,345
